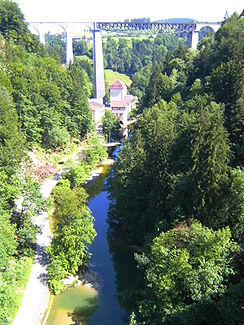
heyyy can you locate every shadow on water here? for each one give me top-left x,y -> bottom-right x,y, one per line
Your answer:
68,296 -> 98,325
47,286 -> 98,325
107,232 -> 144,319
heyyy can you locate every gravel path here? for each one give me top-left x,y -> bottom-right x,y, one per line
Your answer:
13,172 -> 62,325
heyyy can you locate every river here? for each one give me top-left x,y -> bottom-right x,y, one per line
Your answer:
47,150 -> 138,325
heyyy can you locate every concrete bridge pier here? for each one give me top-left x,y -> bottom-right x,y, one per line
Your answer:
39,31 -> 46,45
191,30 -> 199,50
93,23 -> 105,100
29,24 -> 46,45
64,27 -> 73,67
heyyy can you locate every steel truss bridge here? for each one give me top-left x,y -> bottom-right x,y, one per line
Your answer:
96,22 -> 197,33
27,21 -> 221,100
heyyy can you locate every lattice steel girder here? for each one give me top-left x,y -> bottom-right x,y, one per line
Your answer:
96,22 -> 197,33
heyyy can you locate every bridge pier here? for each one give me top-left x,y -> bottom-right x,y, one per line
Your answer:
39,31 -> 46,45
93,24 -> 105,100
64,27 -> 73,67
29,24 -> 46,45
191,30 -> 199,50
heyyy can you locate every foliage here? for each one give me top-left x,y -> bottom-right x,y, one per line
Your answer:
130,63 -> 152,101
2,29 -> 93,150
109,13 -> 244,324
74,55 -> 93,82
83,133 -> 107,168
109,102 -> 178,243
0,85 -> 25,175
103,33 -> 182,77
45,32 -> 66,63
48,181 -> 96,293
188,13 -> 244,166
0,0 -> 42,53
0,0 -> 98,319
173,97 -> 230,228
102,109 -> 121,142
68,63 -> 93,139
135,221 -> 238,324
14,176 -> 46,256
0,210 -> 17,269
65,161 -> 91,189
0,82 -> 42,324
0,267 -> 17,324
0,0 -> 27,40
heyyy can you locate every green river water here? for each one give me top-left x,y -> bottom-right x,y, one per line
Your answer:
47,159 -> 138,324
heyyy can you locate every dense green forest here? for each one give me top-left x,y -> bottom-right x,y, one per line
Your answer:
0,0 -> 97,323
108,12 -> 244,324
0,0 -> 243,323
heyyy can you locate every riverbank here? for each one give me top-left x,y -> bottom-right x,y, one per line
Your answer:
61,269 -> 101,290
85,158 -> 115,185
13,155 -> 114,325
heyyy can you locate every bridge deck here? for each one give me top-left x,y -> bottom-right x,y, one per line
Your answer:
104,142 -> 120,147
96,22 -> 197,32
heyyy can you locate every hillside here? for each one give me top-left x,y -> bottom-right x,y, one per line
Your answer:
105,69 -> 132,87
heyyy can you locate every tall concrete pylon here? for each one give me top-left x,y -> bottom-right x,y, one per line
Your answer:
29,24 -> 46,45
191,30 -> 199,50
61,25 -> 73,67
92,23 -> 105,100
38,31 -> 45,45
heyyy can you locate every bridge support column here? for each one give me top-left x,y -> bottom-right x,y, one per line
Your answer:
66,29 -> 73,67
39,31 -> 45,45
191,30 -> 199,50
93,24 -> 105,100
30,24 -> 46,45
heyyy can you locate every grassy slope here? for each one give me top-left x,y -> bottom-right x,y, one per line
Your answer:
105,69 -> 132,87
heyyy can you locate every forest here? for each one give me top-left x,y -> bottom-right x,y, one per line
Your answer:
0,0 -> 101,322
0,0 -> 243,323
108,11 -> 244,324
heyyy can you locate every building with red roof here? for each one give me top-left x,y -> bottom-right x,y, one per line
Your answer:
110,80 -> 136,126
88,80 -> 136,135
110,79 -> 127,101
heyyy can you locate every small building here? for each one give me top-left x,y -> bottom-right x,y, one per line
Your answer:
110,79 -> 136,126
88,79 -> 136,136
89,99 -> 105,124
110,79 -> 127,101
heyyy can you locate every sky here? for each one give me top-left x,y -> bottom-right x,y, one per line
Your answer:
15,0 -> 243,23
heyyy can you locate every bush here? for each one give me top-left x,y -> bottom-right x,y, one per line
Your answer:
65,161 -> 91,188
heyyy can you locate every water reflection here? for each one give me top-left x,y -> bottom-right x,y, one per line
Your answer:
85,165 -> 111,199
107,232 -> 144,319
106,144 -> 144,318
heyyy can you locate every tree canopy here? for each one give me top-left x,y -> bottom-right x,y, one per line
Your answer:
109,13 -> 244,324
